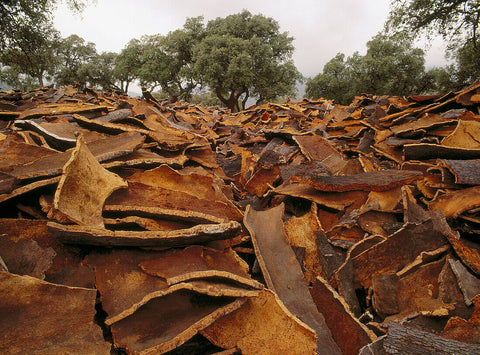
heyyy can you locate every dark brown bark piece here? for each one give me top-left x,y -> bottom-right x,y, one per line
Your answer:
291,169 -> 422,192
0,219 -> 84,275
244,204 -> 341,355
441,160 -> 480,185
107,280 -> 260,326
111,290 -> 245,354
85,249 -> 169,325
402,185 -> 430,224
350,213 -> 447,288
48,220 -> 241,247
404,143 -> 480,160
139,245 -> 262,289
0,137 -> 57,172
274,183 -> 368,211
102,149 -> 188,169
0,271 -> 110,354
449,258 -> 480,306
17,103 -> 109,120
0,238 -> 55,280
44,266 -> 95,288
384,322 -> 480,354
106,181 -> 242,222
8,131 -> 145,181
279,161 -> 331,183
372,274 -> 400,317
0,171 -> 16,194
389,113 -> 456,137
311,277 -> 376,355
436,215 -> 480,276
14,119 -> 78,150
0,175 -> 60,204
293,134 -> 347,174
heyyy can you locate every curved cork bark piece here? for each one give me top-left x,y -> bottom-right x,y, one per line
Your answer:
139,245 -> 263,289
0,238 -> 55,280
429,186 -> 480,219
105,181 -> 242,222
283,203 -> 324,284
0,271 -> 110,354
291,169 -> 423,192
202,289 -> 318,355
106,280 -> 260,325
48,220 -> 242,247
310,276 -> 376,355
53,135 -> 128,228
111,292 -> 246,355
244,204 -> 341,355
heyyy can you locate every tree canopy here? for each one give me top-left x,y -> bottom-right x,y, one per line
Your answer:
193,10 -> 301,111
386,0 -> 480,89
305,34 -> 433,104
386,0 -> 480,51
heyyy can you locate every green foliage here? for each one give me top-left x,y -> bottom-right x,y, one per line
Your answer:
115,39 -> 143,93
55,34 -> 97,87
193,10 -> 301,111
451,41 -> 480,87
188,91 -> 223,106
305,53 -> 356,104
77,51 -> 119,90
386,0 -> 480,90
136,17 -> 205,100
386,0 -> 480,52
0,0 -> 89,89
0,22 -> 60,88
305,34 -> 434,104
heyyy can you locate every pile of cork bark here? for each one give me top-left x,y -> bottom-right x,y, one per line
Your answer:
1,81 -> 480,354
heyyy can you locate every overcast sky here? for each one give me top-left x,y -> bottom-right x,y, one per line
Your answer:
53,0 -> 448,79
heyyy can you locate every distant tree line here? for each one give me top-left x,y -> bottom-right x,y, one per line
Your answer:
0,2 -> 300,111
306,0 -> 480,104
1,0 -> 479,108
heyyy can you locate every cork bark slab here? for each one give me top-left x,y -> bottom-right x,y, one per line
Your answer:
429,186 -> 480,219
244,204 -> 341,355
7,131 -> 144,181
111,291 -> 245,355
310,277 -> 376,355
49,220 -> 241,247
53,135 -> 128,228
293,134 -> 347,174
202,289 -> 318,355
126,164 -> 242,219
139,245 -> 262,289
274,183 -> 368,211
283,203 -> 324,284
440,159 -> 480,185
291,169 -> 423,192
0,237 -> 55,279
0,271 -> 110,354
105,181 -> 242,222
346,213 -> 448,289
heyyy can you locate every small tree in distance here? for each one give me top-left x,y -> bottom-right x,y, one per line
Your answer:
305,34 -> 434,104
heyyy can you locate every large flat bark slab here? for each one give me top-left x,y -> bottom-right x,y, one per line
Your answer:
244,204 -> 341,354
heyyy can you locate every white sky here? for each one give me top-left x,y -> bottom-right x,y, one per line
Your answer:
53,0 -> 449,80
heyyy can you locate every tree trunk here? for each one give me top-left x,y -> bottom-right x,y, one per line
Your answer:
215,86 -> 237,112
